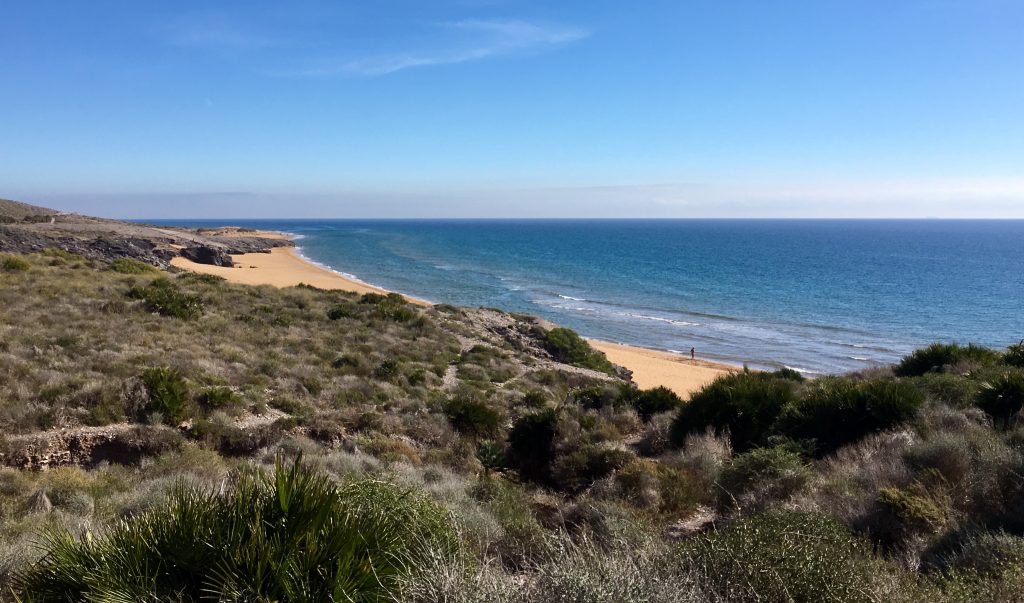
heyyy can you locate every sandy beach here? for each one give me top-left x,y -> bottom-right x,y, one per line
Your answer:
171,246 -> 431,303
171,234 -> 735,397
589,340 -> 738,398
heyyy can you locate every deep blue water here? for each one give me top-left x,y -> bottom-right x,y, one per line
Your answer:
151,219 -> 1024,375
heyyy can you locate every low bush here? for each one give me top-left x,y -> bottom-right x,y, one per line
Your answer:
445,395 -> 503,439
326,304 -> 353,320
199,386 -> 238,410
15,457 -> 454,602
682,511 -> 884,602
975,371 -> 1024,426
777,378 -> 924,456
544,327 -> 616,375
1004,340 -> 1024,368
508,408 -> 559,484
551,445 -> 633,493
108,257 -> 159,274
631,386 -> 683,420
718,446 -> 810,511
1,255 -> 31,272
895,343 -> 1000,377
139,367 -> 190,425
128,278 -> 203,319
670,372 -> 796,452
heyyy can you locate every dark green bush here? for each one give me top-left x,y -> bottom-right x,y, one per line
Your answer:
631,386 -> 683,420
544,327 -> 616,375
1005,340 -> 1024,368
373,359 -> 400,381
508,408 -> 559,484
670,372 -> 796,452
776,378 -> 924,456
326,303 -> 356,320
140,367 -> 189,425
128,278 -> 203,319
682,511 -> 883,602
772,367 -> 806,381
444,395 -> 503,438
941,530 -> 1024,578
200,386 -> 238,409
718,446 -> 810,511
911,373 -> 981,408
15,457 -> 454,602
360,292 -> 416,322
1,255 -> 31,272
895,343 -> 1000,377
551,445 -> 633,493
108,257 -> 159,274
975,371 -> 1024,425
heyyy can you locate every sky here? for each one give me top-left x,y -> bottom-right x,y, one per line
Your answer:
2,0 -> 1023,218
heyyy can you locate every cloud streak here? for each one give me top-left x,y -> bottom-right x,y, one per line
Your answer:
294,19 -> 589,77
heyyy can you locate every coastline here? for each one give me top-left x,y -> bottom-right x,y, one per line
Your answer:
171,230 -> 737,398
588,339 -> 739,397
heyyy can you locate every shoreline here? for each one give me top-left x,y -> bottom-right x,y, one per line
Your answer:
171,230 -> 737,397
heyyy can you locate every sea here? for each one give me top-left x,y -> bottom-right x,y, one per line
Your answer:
150,219 -> 1024,375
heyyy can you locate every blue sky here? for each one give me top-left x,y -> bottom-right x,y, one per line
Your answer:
2,0 -> 1023,218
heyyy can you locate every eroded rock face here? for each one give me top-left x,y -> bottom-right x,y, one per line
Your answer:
0,425 -> 183,470
180,245 -> 234,267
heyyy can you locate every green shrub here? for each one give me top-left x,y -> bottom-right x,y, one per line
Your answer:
360,292 -> 416,322
476,439 -> 507,472
544,327 -> 616,375
1005,340 -> 1024,368
631,386 -> 683,420
682,511 -> 883,602
327,303 -> 355,320
108,257 -> 159,274
508,408 -> 559,484
772,367 -> 806,381
140,367 -> 189,425
551,445 -> 633,493
15,457 -> 454,601
877,483 -> 951,536
1,255 -> 31,272
718,446 -> 810,511
445,395 -> 503,439
670,372 -> 796,452
911,373 -> 981,408
975,371 -> 1024,426
777,378 -> 924,456
373,359 -> 400,381
127,278 -> 203,319
200,386 -> 238,409
941,530 -> 1024,578
895,343 -> 1000,377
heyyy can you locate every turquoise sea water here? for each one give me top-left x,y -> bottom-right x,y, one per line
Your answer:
152,220 -> 1024,375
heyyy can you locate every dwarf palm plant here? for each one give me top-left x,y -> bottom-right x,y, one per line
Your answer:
16,456 -> 455,602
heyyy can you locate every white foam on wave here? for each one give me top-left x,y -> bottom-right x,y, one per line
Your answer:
558,294 -> 587,301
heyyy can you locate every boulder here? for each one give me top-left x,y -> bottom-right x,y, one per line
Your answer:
180,245 -> 234,267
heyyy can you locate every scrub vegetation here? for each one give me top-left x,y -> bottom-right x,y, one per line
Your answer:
2,251 -> 1024,601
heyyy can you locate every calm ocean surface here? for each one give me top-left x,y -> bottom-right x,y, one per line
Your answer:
152,220 -> 1024,375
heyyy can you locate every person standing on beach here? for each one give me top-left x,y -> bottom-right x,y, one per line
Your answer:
690,347 -> 695,360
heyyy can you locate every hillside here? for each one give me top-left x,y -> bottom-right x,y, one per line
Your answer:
0,246 -> 1023,600
0,197 -> 288,268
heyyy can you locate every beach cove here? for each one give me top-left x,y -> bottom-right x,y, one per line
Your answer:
170,232 -> 737,398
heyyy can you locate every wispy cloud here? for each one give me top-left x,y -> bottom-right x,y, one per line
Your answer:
293,19 -> 589,77
164,18 -> 277,50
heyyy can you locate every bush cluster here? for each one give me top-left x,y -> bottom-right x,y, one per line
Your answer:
127,278 -> 204,319
15,457 -> 454,601
543,327 -> 616,375
1,255 -> 31,272
139,367 -> 189,425
895,343 -> 1001,377
108,257 -> 159,274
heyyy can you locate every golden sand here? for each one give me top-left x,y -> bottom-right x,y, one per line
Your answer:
170,247 -> 429,304
589,340 -> 738,399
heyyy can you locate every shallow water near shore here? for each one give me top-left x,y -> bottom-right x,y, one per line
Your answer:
150,219 -> 1024,375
